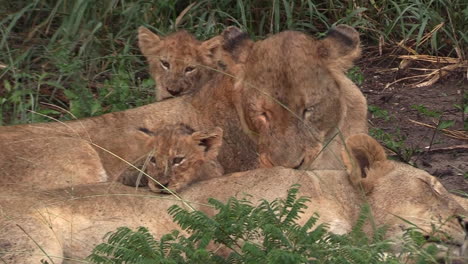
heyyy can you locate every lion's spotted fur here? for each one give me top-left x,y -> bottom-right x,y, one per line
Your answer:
1,134 -> 466,263
138,27 -> 222,100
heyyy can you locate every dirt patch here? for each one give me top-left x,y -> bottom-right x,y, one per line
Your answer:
358,57 -> 468,194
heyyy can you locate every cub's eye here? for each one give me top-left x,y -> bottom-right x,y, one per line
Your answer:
303,106 -> 315,119
185,66 -> 195,73
150,157 -> 156,163
172,156 -> 185,166
160,60 -> 170,70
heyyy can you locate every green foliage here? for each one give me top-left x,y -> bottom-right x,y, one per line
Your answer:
411,104 -> 457,131
411,104 -> 441,118
454,91 -> 468,130
368,105 -> 391,121
347,66 -> 364,86
1,0 -> 467,125
411,104 -> 456,151
370,127 -> 419,162
87,186 -> 448,264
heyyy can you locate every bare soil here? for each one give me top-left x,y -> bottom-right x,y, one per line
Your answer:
359,57 -> 468,194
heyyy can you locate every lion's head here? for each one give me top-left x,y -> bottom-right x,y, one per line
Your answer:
342,134 -> 468,257
138,27 -> 222,100
229,25 -> 362,169
138,124 -> 223,192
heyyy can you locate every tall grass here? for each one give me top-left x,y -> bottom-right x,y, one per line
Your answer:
0,0 -> 466,125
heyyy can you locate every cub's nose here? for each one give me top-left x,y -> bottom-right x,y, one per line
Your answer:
167,87 -> 182,96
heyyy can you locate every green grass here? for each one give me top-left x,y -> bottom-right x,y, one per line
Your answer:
1,0 -> 467,125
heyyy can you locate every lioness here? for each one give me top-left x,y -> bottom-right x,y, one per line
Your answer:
231,25 -> 367,170
1,134 -> 467,263
0,25 -> 366,189
121,124 -> 224,192
138,27 -> 222,100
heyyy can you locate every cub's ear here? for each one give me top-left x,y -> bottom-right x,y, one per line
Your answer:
341,134 -> 390,193
221,26 -> 252,64
137,127 -> 158,147
138,127 -> 156,136
318,25 -> 361,71
191,127 -> 223,160
138,26 -> 161,59
200,35 -> 223,58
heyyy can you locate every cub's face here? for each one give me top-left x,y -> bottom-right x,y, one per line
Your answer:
138,27 -> 222,100
139,125 -> 223,192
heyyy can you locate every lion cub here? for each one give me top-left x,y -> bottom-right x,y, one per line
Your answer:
137,124 -> 224,192
138,27 -> 222,101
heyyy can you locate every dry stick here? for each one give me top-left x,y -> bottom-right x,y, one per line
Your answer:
174,2 -> 196,29
461,79 -> 466,131
409,119 -> 468,141
398,55 -> 460,64
420,145 -> 468,153
388,23 -> 467,89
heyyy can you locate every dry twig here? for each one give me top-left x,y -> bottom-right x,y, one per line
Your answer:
409,119 -> 468,141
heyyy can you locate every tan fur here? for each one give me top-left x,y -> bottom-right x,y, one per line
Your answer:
231,25 -> 368,170
1,134 -> 467,263
137,124 -> 224,192
0,27 -> 257,190
138,27 -> 222,100
0,25 -> 368,189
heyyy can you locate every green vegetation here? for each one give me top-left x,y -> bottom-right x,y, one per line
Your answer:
87,186 -> 449,264
454,91 -> 468,130
368,105 -> 391,121
370,127 -> 418,163
1,0 -> 467,125
368,105 -> 418,162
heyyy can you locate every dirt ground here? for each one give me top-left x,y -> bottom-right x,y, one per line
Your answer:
358,55 -> 468,194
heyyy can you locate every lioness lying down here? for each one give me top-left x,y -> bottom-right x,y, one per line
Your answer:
1,134 -> 466,263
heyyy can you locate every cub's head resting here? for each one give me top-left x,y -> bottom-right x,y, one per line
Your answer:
138,26 -> 222,101
138,124 -> 224,193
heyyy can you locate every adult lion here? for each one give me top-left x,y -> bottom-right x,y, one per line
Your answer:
0,25 -> 366,189
0,134 -> 466,263
231,25 -> 367,169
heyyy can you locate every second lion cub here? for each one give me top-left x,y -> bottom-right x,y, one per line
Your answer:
138,124 -> 224,192
138,27 -> 222,101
